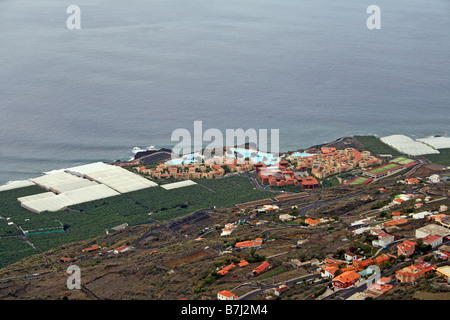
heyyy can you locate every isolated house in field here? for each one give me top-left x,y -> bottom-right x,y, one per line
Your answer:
82,244 -> 100,253
217,264 -> 236,276
252,261 -> 270,276
217,290 -> 238,300
235,238 -> 263,250
114,245 -> 131,254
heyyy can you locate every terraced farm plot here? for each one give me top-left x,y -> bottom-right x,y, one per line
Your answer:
163,249 -> 213,269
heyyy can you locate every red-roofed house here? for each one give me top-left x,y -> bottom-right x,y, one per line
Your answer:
422,235 -> 443,248
332,271 -> 361,289
252,261 -> 270,276
82,244 -> 100,253
217,264 -> 236,276
397,240 -> 416,258
238,260 -> 249,267
114,245 -> 131,254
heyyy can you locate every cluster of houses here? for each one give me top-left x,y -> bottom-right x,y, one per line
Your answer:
138,159 -> 254,180
254,161 -> 320,188
59,242 -> 135,264
287,147 -> 382,179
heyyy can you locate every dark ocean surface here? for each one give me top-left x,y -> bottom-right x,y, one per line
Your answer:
1,0 -> 449,184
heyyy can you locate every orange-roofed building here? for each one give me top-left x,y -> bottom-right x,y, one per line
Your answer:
235,238 -> 263,249
217,264 -> 236,276
373,254 -> 390,266
238,260 -> 249,267
397,240 -> 416,257
341,266 -> 356,273
332,271 -> 361,289
252,261 -> 270,276
82,244 -> 100,253
395,262 -> 437,283
217,290 -> 238,300
305,218 -> 322,226
301,177 -> 319,189
322,266 -> 340,278
353,258 -> 373,271
366,283 -> 394,297
383,218 -> 409,227
405,178 -> 420,184
325,258 -> 343,268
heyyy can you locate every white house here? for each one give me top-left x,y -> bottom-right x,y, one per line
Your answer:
344,252 -> 363,262
422,235 -> 443,248
321,267 -> 339,279
279,214 -> 295,222
412,211 -> 433,220
353,226 -> 371,235
372,233 -> 395,248
428,174 -> 440,183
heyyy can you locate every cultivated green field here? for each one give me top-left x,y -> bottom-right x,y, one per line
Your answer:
0,176 -> 271,268
349,177 -> 370,185
423,148 -> 450,167
366,163 -> 400,174
354,135 -> 402,156
391,157 -> 416,165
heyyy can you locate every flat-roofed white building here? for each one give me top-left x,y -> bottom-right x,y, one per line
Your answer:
67,162 -> 158,193
16,162 -> 158,213
416,137 -> 450,150
19,184 -> 120,213
160,180 -> 197,190
415,224 -> 450,239
380,135 -> 440,156
0,180 -> 35,192
31,171 -> 98,194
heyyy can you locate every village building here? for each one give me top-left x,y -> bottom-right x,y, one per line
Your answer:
332,271 -> 361,289
422,235 -> 443,248
217,290 -> 238,300
252,261 -> 270,276
397,240 -> 417,258
395,262 -> 437,283
372,233 -> 395,248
